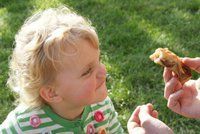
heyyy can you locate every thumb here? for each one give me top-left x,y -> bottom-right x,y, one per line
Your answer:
138,105 -> 153,123
182,57 -> 200,73
167,90 -> 184,113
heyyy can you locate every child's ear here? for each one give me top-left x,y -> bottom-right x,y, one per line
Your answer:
40,86 -> 62,103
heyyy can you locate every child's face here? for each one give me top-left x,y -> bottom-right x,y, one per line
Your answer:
54,39 -> 107,108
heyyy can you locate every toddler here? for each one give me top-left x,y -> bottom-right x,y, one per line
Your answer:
0,6 -> 124,134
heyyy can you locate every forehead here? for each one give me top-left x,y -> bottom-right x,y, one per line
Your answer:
60,39 -> 99,71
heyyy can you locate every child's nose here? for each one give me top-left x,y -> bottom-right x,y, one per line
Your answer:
96,64 -> 107,85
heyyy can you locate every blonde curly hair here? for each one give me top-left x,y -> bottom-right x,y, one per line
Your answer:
7,6 -> 99,109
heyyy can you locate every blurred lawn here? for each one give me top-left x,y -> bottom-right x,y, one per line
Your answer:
0,0 -> 200,133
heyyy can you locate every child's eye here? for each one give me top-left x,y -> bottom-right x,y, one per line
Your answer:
82,68 -> 92,76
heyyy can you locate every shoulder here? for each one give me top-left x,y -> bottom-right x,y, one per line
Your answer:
0,106 -> 49,133
0,109 -> 22,133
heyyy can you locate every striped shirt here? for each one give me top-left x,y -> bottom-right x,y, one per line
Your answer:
0,97 -> 124,134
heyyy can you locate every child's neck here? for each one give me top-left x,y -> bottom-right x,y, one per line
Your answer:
50,103 -> 84,121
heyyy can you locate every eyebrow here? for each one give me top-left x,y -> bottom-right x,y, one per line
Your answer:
81,61 -> 96,73
81,55 -> 101,73
80,51 -> 101,74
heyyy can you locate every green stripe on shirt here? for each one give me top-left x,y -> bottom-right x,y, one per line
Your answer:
109,121 -> 120,132
1,128 -> 7,134
21,121 -> 55,131
9,122 -> 18,134
18,113 -> 48,123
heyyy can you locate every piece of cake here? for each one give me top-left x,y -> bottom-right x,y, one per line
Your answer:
149,48 -> 192,84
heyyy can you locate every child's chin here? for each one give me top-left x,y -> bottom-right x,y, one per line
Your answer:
98,91 -> 108,102
101,93 -> 108,100
91,94 -> 108,104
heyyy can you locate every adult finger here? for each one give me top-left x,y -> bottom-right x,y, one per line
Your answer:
167,90 -> 184,113
146,103 -> 153,114
164,77 -> 181,99
145,103 -> 158,118
138,105 -> 152,123
183,80 -> 197,95
163,68 -> 173,83
127,121 -> 143,134
182,57 -> 200,73
152,110 -> 158,119
129,106 -> 141,124
127,121 -> 140,131
127,125 -> 146,134
128,106 -> 141,132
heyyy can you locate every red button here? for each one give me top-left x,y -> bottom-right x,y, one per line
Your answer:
30,115 -> 41,128
87,124 -> 95,134
94,111 -> 104,122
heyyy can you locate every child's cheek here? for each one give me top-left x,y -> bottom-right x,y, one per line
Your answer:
84,80 -> 96,92
73,76 -> 97,102
75,82 -> 97,106
79,80 -> 96,98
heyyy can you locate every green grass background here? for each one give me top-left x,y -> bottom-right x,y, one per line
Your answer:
0,0 -> 200,133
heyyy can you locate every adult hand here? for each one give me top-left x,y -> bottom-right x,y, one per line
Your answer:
163,57 -> 200,118
127,104 -> 173,134
182,57 -> 200,73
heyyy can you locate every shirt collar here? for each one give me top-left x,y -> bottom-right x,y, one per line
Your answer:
43,105 -> 91,128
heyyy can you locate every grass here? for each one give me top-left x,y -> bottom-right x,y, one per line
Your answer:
0,0 -> 200,133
